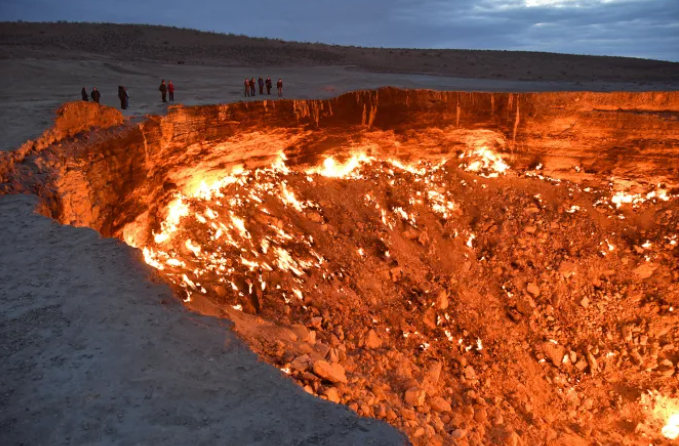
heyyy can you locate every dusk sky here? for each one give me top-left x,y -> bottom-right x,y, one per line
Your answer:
1,0 -> 678,61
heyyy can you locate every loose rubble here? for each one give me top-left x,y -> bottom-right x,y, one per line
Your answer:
133,149 -> 679,445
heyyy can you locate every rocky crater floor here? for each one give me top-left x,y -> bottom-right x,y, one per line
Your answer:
2,88 -> 679,446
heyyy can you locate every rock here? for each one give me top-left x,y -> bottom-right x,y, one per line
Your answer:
559,261 -> 577,278
580,297 -> 590,308
328,348 -> 340,363
657,359 -> 675,377
621,325 -> 633,342
569,351 -> 578,363
574,357 -> 588,371
313,360 -> 347,383
430,396 -> 452,413
401,408 -> 417,420
474,407 -> 488,423
516,295 -> 535,316
404,387 -> 426,407
214,285 -> 227,297
437,290 -> 449,310
425,361 -> 443,385
314,342 -> 330,359
389,267 -> 403,282
525,226 -> 537,234
527,283 -> 540,297
423,307 -> 437,329
403,227 -> 419,240
464,365 -> 477,380
290,354 -> 311,372
504,431 -> 522,446
629,349 -> 643,366
323,387 -> 340,403
306,211 -> 323,223
586,350 -> 598,374
451,429 -> 467,439
365,329 -> 383,349
541,342 -> 566,367
290,324 -> 311,342
633,263 -> 657,280
417,231 -> 430,246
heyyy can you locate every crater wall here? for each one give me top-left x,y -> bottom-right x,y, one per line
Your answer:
3,87 -> 678,243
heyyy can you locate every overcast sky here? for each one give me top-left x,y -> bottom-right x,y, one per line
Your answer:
1,0 -> 678,61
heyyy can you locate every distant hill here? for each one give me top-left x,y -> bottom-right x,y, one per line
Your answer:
1,21 -> 678,83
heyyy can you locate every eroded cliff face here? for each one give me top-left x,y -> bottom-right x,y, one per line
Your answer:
2,88 -> 679,446
4,88 -> 678,244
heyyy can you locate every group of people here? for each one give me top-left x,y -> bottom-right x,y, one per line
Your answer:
158,80 -> 175,102
245,77 -> 283,97
81,87 -> 101,103
81,76 -> 285,110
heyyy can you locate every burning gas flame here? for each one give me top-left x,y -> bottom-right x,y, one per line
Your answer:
664,413 -> 679,440
641,391 -> 679,440
459,146 -> 510,178
307,154 -> 373,178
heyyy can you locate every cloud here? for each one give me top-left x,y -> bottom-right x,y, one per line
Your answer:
0,0 -> 677,61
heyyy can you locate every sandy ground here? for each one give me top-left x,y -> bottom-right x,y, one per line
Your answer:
1,22 -> 678,446
2,58 -> 678,154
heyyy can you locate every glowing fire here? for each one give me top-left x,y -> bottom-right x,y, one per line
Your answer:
664,414 -> 679,440
307,154 -> 373,178
610,187 -> 671,209
459,146 -> 509,178
137,150 -> 502,314
641,391 -> 679,440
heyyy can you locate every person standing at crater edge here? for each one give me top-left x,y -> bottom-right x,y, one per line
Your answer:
81,87 -> 89,101
250,78 -> 256,97
244,78 -> 250,97
265,77 -> 272,95
168,81 -> 175,102
159,79 -> 168,102
91,87 -> 101,104
118,86 -> 129,110
277,78 -> 283,97
258,77 -> 265,95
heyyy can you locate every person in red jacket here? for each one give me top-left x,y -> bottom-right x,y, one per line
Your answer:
244,79 -> 250,97
168,81 -> 175,101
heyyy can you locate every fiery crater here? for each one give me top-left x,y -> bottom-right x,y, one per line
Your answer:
127,145 -> 679,446
4,89 -> 679,446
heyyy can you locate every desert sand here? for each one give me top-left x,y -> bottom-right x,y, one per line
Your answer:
1,22 -> 678,446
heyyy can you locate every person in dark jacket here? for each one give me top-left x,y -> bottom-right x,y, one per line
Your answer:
91,87 -> 101,104
250,78 -> 256,96
118,86 -> 129,110
168,81 -> 175,101
265,77 -> 272,95
277,78 -> 283,97
244,79 -> 250,97
81,87 -> 89,101
258,77 -> 264,95
159,80 -> 168,102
